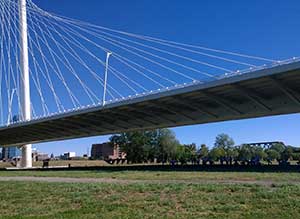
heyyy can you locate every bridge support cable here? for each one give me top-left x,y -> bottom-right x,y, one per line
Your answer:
44,19 -> 209,82
0,0 -> 295,131
0,0 -> 37,123
28,10 -> 81,109
15,0 -> 290,75
28,4 -> 281,84
2,0 -> 63,116
42,14 -> 182,86
24,6 -> 123,100
25,4 -> 270,82
0,2 -> 8,124
37,17 -> 170,90
42,8 -> 275,63
8,0 -> 116,111
31,20 -> 156,100
28,1 -> 275,65
5,0 -> 102,113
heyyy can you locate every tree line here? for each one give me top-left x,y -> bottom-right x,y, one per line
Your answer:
110,129 -> 300,165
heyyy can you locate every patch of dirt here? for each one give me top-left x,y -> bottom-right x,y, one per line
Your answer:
0,176 -> 299,187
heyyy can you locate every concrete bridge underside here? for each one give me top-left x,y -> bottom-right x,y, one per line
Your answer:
1,61 -> 300,147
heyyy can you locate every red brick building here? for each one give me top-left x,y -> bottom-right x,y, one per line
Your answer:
91,143 -> 126,160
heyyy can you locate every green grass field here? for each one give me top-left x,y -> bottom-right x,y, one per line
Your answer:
0,180 -> 300,219
1,170 -> 300,182
0,170 -> 300,219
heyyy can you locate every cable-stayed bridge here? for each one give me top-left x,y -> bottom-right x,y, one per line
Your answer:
0,0 -> 299,167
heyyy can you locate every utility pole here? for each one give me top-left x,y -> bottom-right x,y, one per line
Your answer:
103,52 -> 112,106
19,0 -> 32,168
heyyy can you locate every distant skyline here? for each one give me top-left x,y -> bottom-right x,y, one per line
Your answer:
29,0 -> 300,155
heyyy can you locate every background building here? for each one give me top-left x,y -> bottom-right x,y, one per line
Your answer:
91,143 -> 125,160
62,152 -> 76,160
32,149 -> 49,162
2,147 -> 21,161
1,115 -> 22,161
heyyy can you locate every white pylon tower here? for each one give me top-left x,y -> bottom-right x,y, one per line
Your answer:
19,0 -> 32,168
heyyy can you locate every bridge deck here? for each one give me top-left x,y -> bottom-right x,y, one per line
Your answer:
1,61 -> 300,147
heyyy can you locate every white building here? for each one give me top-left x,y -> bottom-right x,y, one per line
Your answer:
63,152 -> 76,160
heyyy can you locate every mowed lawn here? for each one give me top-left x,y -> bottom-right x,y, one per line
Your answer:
0,171 -> 300,219
0,181 -> 300,219
1,170 -> 300,182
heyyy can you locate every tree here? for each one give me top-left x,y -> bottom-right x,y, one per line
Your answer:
231,147 -> 240,161
109,129 -> 180,163
267,143 -> 289,162
252,146 -> 267,160
175,145 -> 188,164
198,144 -> 209,159
281,146 -> 294,161
209,147 -> 225,162
269,143 -> 285,155
214,134 -> 235,157
157,129 -> 179,162
292,153 -> 300,162
237,144 -> 252,161
265,149 -> 280,161
110,131 -> 149,163
181,143 -> 197,163
142,130 -> 160,162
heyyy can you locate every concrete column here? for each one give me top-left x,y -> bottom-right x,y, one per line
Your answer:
20,144 -> 32,168
19,0 -> 32,168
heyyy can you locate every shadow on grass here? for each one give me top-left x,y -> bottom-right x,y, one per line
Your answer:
0,164 -> 299,173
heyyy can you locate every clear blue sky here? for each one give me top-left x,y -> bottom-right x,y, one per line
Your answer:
32,0 -> 300,155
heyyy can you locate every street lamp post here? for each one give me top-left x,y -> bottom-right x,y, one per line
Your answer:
103,52 -> 112,106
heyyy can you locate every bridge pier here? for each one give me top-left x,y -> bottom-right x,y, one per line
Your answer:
19,0 -> 32,168
20,144 -> 32,168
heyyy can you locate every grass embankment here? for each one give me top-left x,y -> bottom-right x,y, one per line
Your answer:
1,170 -> 300,183
1,160 -> 299,169
0,181 -> 299,219
0,160 -> 110,169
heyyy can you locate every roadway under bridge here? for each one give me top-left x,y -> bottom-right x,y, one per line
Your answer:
0,61 -> 300,147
